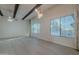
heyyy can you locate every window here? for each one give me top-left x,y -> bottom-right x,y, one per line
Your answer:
51,15 -> 75,38
61,15 -> 75,37
32,23 -> 40,33
51,18 -> 60,36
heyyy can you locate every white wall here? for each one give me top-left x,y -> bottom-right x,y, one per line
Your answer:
0,16 -> 29,38
31,5 -> 77,49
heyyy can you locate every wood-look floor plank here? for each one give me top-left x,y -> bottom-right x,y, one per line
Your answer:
0,36 -> 79,55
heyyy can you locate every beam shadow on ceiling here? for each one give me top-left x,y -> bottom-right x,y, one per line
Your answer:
13,4 -> 19,18
0,10 -> 3,16
22,4 -> 42,20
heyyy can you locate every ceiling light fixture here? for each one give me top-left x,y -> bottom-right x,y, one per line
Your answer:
8,4 -> 14,22
8,16 -> 14,22
35,7 -> 43,19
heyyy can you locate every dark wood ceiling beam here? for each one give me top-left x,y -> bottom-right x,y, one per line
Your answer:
13,4 -> 19,18
0,10 -> 3,16
22,4 -> 42,20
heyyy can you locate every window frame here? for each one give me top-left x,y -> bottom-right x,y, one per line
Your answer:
50,14 -> 75,38
50,17 -> 61,37
31,23 -> 40,34
60,14 -> 75,38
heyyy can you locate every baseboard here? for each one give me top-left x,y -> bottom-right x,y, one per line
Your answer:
0,35 -> 28,39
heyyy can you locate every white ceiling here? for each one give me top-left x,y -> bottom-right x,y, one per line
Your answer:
0,4 -> 56,20
0,4 -> 14,17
